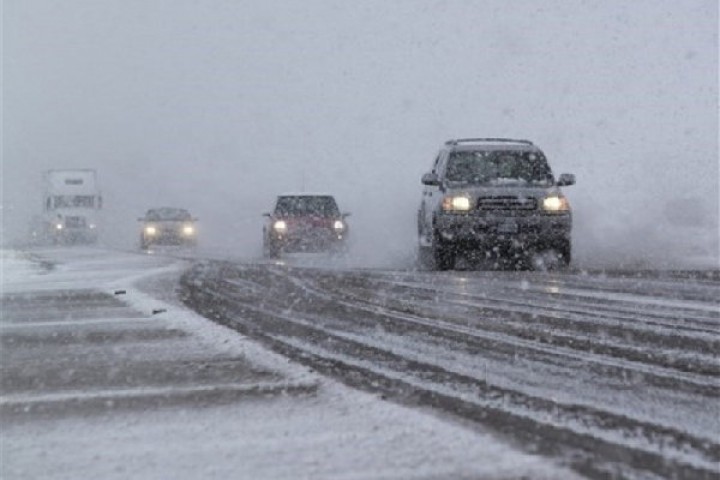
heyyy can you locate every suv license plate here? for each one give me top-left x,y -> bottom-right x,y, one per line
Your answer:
497,222 -> 518,234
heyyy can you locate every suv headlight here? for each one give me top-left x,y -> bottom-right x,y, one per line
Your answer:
273,220 -> 288,233
543,195 -> 570,212
145,226 -> 157,235
182,225 -> 195,236
442,195 -> 472,212
333,220 -> 345,232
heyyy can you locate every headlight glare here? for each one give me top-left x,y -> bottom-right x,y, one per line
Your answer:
333,220 -> 345,231
55,223 -> 63,230
273,220 -> 287,233
182,225 -> 195,235
145,226 -> 157,235
543,195 -> 569,212
442,195 -> 471,212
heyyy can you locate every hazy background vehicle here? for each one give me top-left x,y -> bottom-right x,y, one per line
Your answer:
263,194 -> 350,258
29,169 -> 102,245
138,207 -> 198,250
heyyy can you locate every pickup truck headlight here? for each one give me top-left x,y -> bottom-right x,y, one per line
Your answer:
543,195 -> 570,212
273,220 -> 287,233
442,195 -> 471,212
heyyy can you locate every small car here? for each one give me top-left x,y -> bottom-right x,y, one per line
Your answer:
263,194 -> 350,258
418,138 -> 575,270
138,207 -> 198,250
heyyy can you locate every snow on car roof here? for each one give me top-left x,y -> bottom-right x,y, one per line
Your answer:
144,207 -> 193,220
451,143 -> 541,152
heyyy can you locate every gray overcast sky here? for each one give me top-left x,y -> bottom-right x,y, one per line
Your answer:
3,0 -> 718,266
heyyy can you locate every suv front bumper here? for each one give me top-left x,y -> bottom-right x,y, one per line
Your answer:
433,212 -> 571,249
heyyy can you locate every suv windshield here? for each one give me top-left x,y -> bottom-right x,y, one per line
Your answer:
275,196 -> 339,217
445,150 -> 554,186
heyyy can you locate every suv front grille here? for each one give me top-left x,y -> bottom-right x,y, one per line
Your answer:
476,196 -> 537,211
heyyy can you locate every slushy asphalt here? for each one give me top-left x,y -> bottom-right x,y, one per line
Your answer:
0,248 -> 583,480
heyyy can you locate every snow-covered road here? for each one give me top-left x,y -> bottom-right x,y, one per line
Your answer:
181,258 -> 720,479
1,247 -> 582,480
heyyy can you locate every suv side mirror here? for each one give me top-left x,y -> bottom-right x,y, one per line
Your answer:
421,172 -> 441,186
262,213 -> 271,217
557,173 -> 575,187
341,212 -> 351,218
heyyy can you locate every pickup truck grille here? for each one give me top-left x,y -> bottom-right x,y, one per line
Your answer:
476,196 -> 537,210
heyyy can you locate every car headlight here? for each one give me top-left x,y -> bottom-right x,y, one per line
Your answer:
442,195 -> 471,212
273,220 -> 287,233
182,225 -> 195,235
145,226 -> 157,235
543,195 -> 570,212
333,220 -> 345,231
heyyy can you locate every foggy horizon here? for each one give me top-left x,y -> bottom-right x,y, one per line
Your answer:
3,0 -> 718,269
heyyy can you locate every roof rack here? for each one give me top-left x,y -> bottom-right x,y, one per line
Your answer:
445,138 -> 534,146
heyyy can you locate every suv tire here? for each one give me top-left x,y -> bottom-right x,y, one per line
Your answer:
264,242 -> 281,259
557,240 -> 572,268
432,233 -> 455,271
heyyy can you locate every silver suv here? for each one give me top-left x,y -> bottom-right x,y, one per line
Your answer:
418,138 -> 575,270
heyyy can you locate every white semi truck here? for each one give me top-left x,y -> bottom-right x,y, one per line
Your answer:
33,169 -> 102,244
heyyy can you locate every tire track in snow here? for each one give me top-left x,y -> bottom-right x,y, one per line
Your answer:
180,261 -> 720,480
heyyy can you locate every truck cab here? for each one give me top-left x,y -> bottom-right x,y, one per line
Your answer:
40,169 -> 102,244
